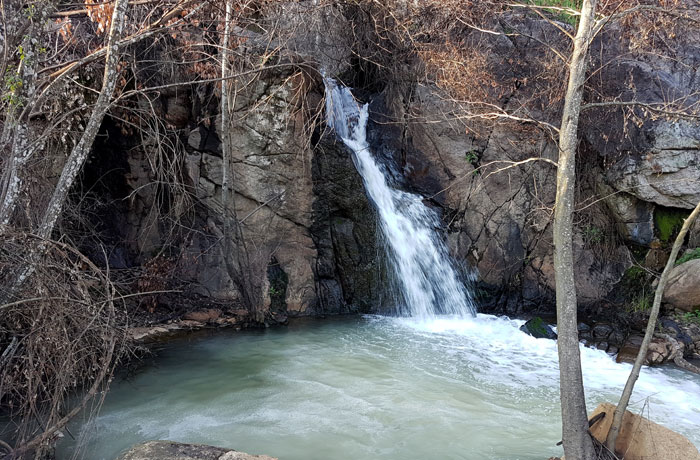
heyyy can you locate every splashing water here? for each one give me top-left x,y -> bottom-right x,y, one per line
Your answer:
324,79 -> 476,318
56,315 -> 700,460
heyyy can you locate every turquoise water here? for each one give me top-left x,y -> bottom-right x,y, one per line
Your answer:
58,315 -> 700,460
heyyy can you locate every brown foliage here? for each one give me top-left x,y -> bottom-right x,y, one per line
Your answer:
0,234 -> 128,457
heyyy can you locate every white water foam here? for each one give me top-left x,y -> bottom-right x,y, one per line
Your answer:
392,314 -> 700,430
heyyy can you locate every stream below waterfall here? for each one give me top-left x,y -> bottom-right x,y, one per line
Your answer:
58,314 -> 700,460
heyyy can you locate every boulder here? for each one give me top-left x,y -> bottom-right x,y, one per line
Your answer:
519,317 -> 557,339
605,148 -> 700,210
588,403 -> 700,460
616,334 -> 676,365
663,259 -> 700,312
116,441 -> 277,460
183,308 -> 222,322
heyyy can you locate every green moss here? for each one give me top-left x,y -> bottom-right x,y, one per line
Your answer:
654,207 -> 689,242
676,247 -> 700,266
527,316 -> 548,336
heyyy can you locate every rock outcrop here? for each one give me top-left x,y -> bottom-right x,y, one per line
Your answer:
87,4 -> 700,322
116,441 -> 276,460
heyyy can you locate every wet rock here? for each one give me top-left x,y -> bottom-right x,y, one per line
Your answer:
660,318 -> 693,346
596,342 -> 609,352
519,317 -> 557,339
116,440 -> 277,460
616,334 -> 680,365
663,259 -> 700,312
588,403 -> 700,460
592,323 -> 613,339
616,335 -> 643,364
577,322 -> 591,333
608,331 -> 626,346
608,345 -> 619,355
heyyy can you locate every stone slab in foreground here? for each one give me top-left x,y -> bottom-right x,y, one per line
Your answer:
116,441 -> 277,460
589,402 -> 700,460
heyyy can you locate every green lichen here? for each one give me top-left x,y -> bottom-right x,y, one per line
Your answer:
654,207 -> 689,242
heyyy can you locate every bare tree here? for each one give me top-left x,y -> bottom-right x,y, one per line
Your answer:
1,0 -> 130,305
552,2 -> 599,459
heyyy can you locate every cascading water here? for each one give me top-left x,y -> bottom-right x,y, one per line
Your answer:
324,79 -> 476,318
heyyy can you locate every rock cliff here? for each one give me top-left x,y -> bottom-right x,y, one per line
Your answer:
82,3 -> 699,323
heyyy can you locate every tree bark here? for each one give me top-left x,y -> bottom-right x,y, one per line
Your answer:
0,18 -> 43,231
553,1 -> 597,459
606,199 -> 700,452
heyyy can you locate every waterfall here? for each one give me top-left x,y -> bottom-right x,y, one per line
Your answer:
324,79 -> 476,318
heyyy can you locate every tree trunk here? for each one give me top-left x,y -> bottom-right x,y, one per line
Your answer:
606,199 -> 700,452
1,0 -> 129,302
0,24 -> 42,231
553,1 -> 597,459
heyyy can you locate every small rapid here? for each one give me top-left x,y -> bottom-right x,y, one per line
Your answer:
324,79 -> 476,318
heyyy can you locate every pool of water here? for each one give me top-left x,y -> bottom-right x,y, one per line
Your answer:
58,314 -> 700,460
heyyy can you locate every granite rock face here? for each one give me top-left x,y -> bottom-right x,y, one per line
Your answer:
91,5 -> 700,320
